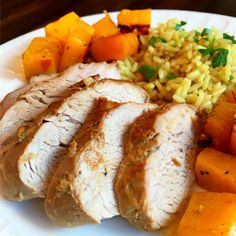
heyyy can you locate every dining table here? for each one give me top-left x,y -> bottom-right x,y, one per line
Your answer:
1,0 -> 236,44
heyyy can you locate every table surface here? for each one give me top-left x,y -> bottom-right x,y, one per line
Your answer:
1,0 -> 236,44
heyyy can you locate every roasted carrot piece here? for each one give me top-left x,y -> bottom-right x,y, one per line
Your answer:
118,9 -> 151,26
204,102 -> 236,152
92,14 -> 120,39
195,148 -> 236,193
90,33 -> 138,61
177,192 -> 236,236
59,30 -> 93,71
22,37 -> 62,79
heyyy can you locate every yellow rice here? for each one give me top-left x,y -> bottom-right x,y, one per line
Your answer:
117,19 -> 236,112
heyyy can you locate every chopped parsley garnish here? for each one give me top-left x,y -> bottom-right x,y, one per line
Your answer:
212,48 -> 229,68
201,28 -> 211,36
223,33 -> 236,44
199,47 -> 229,68
139,65 -> 159,80
199,48 -> 215,56
229,75 -> 234,80
175,21 -> 187,30
148,36 -> 167,46
195,31 -> 201,36
167,73 -> 178,80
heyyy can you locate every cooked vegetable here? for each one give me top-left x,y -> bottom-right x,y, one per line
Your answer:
59,30 -> 93,71
22,37 -> 62,79
90,33 -> 138,61
204,102 -> 236,152
139,64 -> 159,80
212,48 -> 229,68
175,21 -> 187,30
219,87 -> 236,103
195,148 -> 236,193
148,36 -> 167,46
45,12 -> 81,47
223,33 -> 236,44
92,14 -> 119,39
177,192 -> 236,236
117,9 -> 151,26
230,115 -> 236,155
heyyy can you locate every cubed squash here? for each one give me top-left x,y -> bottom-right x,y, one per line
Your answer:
219,87 -> 236,103
90,33 -> 138,61
117,9 -> 151,26
177,192 -> 236,236
204,102 -> 236,152
92,14 -> 119,39
230,115 -> 236,155
22,37 -> 62,79
45,12 -> 81,46
195,148 -> 236,193
59,30 -> 93,71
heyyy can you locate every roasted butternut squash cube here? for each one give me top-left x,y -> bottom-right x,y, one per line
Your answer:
230,115 -> 236,156
178,192 -> 236,236
92,14 -> 119,39
118,9 -> 151,26
22,37 -> 62,79
204,102 -> 236,152
90,33 -> 138,61
45,12 -> 81,46
59,30 -> 93,71
195,148 -> 236,193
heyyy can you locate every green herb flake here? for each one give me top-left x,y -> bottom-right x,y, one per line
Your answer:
194,37 -> 199,42
167,73 -> 178,80
139,65 -> 159,80
195,30 -> 201,36
199,48 -> 215,56
148,36 -> 167,46
229,75 -> 234,80
201,28 -> 211,36
212,48 -> 229,68
223,33 -> 236,44
175,21 -> 187,30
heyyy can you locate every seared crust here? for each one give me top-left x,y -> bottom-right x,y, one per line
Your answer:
45,99 -> 118,226
115,104 -> 199,230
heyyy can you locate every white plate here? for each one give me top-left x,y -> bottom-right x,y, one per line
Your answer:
0,10 -> 235,236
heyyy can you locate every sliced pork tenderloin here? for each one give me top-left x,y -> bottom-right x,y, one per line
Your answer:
1,79 -> 149,201
0,62 -> 121,147
115,104 -> 199,231
45,98 -> 157,226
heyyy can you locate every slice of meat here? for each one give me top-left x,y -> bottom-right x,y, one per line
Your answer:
1,79 -> 149,201
0,62 -> 121,147
115,104 -> 200,231
44,99 -> 157,226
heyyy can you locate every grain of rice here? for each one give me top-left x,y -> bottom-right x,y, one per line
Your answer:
117,18 -> 236,112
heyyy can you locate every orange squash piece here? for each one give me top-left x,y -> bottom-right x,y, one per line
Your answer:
117,9 -> 151,26
45,12 -> 81,47
204,102 -> 236,152
22,37 -> 62,79
90,33 -> 138,61
59,30 -> 93,71
230,115 -> 236,155
177,192 -> 236,236
92,14 -> 119,39
195,148 -> 236,193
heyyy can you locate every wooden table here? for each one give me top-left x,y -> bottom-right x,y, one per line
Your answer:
1,0 -> 236,44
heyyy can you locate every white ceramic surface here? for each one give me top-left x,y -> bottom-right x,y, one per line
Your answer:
0,10 -> 235,236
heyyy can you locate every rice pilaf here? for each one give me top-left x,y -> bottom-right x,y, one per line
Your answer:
117,19 -> 236,112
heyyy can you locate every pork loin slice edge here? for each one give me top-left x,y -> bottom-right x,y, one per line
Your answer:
1,79 -> 149,201
115,104 -> 199,230
44,99 -> 157,226
0,62 -> 121,147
